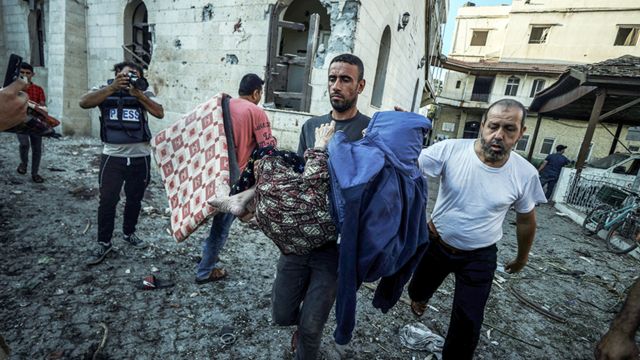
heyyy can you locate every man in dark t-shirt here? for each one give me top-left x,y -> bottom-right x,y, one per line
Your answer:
272,54 -> 371,359
538,144 -> 570,200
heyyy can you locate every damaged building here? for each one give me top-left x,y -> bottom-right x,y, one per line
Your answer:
434,0 -> 640,162
0,0 -> 447,149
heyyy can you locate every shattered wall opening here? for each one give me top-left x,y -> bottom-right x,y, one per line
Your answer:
265,0 -> 330,112
123,0 -> 152,68
27,0 -> 45,67
371,26 -> 391,108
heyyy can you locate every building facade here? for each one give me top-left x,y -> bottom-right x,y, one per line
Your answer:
435,0 -> 640,162
1,0 -> 446,150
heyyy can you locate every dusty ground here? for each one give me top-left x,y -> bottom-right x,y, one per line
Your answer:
0,133 -> 638,359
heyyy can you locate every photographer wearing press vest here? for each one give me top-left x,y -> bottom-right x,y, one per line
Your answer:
79,61 -> 164,266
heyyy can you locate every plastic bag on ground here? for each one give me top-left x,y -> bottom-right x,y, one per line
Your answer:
400,322 -> 444,359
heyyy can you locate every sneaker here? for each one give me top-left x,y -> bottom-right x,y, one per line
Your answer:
86,243 -> 112,266
123,233 -> 147,248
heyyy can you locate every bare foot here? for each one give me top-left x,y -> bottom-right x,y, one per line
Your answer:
208,188 -> 256,216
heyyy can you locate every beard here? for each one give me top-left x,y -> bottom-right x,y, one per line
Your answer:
330,95 -> 355,113
480,137 -> 509,163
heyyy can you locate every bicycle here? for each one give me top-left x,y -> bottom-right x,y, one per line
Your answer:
601,194 -> 640,254
582,186 -> 640,254
606,209 -> 640,254
582,185 -> 629,235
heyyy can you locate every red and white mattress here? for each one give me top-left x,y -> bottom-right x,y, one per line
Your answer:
151,94 -> 231,242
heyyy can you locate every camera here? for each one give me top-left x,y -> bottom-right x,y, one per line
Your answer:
127,71 -> 149,91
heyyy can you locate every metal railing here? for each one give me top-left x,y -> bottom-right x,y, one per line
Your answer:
563,172 -> 632,213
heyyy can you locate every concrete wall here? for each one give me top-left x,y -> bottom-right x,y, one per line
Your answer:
1,0 -> 30,62
353,0 -> 427,114
2,0 -> 436,144
450,0 -> 640,64
450,5 -> 510,62
439,72 -> 558,108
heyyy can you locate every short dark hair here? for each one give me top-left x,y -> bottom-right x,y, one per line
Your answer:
113,61 -> 144,77
238,73 -> 264,96
330,53 -> 364,81
20,62 -> 34,72
483,98 -> 527,128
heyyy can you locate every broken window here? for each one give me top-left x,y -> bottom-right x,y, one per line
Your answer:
530,79 -> 546,97
371,26 -> 391,108
529,26 -> 550,44
540,138 -> 555,155
470,76 -> 494,102
470,30 -> 488,46
265,0 -> 330,111
515,134 -> 530,151
411,79 -> 420,112
27,0 -> 45,66
123,1 -> 153,68
614,26 -> 640,46
504,76 -> 520,96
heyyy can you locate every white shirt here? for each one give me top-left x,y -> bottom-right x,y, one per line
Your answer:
419,139 -> 546,250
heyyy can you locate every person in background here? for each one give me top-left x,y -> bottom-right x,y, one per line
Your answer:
15,62 -> 47,183
79,61 -> 164,266
195,73 -> 276,284
538,144 -> 570,200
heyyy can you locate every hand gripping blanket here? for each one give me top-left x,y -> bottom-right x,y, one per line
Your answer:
151,93 -> 239,242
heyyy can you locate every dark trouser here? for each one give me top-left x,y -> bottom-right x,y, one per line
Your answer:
272,244 -> 338,360
17,134 -> 42,175
408,231 -> 497,360
97,154 -> 150,245
540,176 -> 558,200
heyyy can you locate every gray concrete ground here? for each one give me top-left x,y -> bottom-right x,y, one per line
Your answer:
0,133 -> 638,359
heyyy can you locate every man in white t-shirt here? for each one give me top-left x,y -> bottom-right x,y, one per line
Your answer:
408,99 -> 546,359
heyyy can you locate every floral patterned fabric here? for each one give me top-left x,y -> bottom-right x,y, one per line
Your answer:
252,148 -> 337,255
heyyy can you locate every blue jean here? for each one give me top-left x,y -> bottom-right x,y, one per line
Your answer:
271,244 -> 338,360
196,212 -> 235,279
408,232 -> 497,360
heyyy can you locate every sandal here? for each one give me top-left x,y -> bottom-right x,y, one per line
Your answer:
32,174 -> 44,183
195,268 -> 228,284
17,163 -> 27,175
138,275 -> 175,290
411,300 -> 427,317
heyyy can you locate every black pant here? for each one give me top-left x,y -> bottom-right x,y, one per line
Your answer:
97,155 -> 150,244
17,134 -> 42,175
408,230 -> 497,360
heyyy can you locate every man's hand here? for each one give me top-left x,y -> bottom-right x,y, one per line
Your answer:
129,86 -> 145,99
508,210 -> 536,274
109,71 -> 130,93
0,78 -> 29,131
314,121 -> 336,149
595,329 -> 639,360
504,258 -> 528,274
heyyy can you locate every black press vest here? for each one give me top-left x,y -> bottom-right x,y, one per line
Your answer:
98,89 -> 151,144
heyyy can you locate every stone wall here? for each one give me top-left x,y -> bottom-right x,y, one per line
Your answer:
2,0 -> 433,145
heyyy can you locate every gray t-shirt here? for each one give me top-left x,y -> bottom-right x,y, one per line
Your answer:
297,112 -> 371,156
92,85 -> 161,157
